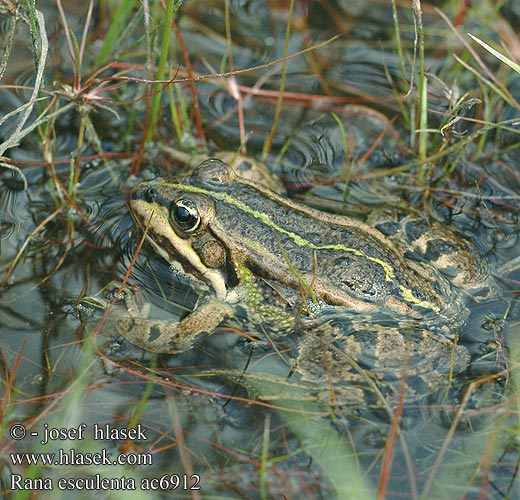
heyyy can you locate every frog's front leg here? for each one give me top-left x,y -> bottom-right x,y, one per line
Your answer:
117,294 -> 233,354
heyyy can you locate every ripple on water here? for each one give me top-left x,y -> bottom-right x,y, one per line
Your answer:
0,214 -> 16,240
199,83 -> 404,195
0,173 -> 28,234
77,167 -> 131,251
276,106 -> 403,196
181,0 -> 279,67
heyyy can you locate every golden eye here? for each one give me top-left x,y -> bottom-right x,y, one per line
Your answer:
171,199 -> 200,232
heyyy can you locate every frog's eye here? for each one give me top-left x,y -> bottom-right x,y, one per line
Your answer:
171,198 -> 201,233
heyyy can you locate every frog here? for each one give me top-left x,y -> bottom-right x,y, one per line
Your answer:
112,157 -> 497,404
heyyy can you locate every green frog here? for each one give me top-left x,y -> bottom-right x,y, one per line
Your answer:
114,158 -> 497,398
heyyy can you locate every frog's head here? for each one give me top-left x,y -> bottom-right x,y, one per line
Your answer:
129,159 -> 243,301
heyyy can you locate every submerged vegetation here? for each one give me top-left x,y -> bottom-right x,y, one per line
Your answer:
0,0 -> 519,499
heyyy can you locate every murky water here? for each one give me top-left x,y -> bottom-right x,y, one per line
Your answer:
1,1 -> 520,499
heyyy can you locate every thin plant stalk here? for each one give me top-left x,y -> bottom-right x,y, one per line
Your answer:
166,79 -> 183,143
436,8 -> 519,111
224,0 -> 246,153
0,7 -> 47,156
262,0 -> 295,158
469,33 -> 520,76
412,0 -> 428,163
146,0 -> 183,143
391,0 -> 408,93
96,0 -> 139,65
0,5 -> 48,188
172,18 -> 205,144
0,8 -> 18,82
258,414 -> 271,500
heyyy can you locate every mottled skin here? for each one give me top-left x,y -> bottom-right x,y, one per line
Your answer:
114,159 -> 496,362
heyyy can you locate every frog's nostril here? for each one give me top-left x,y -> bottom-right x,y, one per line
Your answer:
144,187 -> 157,203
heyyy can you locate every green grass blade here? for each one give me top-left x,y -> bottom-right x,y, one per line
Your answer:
468,33 -> 520,75
146,0 -> 184,143
96,0 -> 138,65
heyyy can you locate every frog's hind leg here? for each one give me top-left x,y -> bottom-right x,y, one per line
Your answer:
368,208 -> 500,302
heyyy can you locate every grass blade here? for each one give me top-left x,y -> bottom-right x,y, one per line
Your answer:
96,0 -> 138,65
468,33 -> 520,75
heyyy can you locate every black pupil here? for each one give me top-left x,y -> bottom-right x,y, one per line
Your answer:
173,200 -> 199,230
175,205 -> 191,223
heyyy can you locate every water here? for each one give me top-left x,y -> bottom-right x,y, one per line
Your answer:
1,1 -> 519,499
